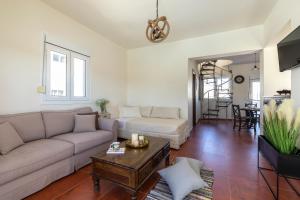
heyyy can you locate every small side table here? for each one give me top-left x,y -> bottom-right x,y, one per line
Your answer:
99,112 -> 111,119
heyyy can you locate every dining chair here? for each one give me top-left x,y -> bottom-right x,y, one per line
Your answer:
232,104 -> 256,134
245,102 -> 260,124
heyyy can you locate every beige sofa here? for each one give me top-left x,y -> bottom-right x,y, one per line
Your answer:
117,106 -> 189,149
0,107 -> 117,200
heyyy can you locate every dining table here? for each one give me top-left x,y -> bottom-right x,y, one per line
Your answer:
240,107 -> 260,128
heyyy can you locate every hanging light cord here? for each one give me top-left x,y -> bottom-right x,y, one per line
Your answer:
156,0 -> 159,18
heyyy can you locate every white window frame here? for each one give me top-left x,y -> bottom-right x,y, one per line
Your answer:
250,79 -> 261,107
70,52 -> 90,101
43,43 -> 90,103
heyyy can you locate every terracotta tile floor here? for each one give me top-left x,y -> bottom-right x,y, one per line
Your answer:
26,120 -> 300,200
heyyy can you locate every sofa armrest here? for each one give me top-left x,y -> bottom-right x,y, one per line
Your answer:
98,118 -> 118,141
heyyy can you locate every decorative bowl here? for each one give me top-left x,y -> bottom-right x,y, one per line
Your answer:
125,139 -> 149,149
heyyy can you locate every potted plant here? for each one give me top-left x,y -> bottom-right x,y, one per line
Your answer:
260,99 -> 300,178
96,98 -> 109,113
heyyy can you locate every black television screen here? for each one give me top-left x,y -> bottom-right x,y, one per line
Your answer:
277,26 -> 300,72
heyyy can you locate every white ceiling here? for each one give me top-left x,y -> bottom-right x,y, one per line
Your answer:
197,52 -> 260,65
41,0 -> 277,49
220,53 -> 260,65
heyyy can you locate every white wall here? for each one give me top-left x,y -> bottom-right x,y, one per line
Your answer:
0,0 -> 127,116
263,0 -> 300,105
127,25 -> 264,129
263,47 -> 291,96
232,63 -> 260,106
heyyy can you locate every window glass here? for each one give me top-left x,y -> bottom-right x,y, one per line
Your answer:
73,58 -> 86,97
217,78 -> 231,98
203,79 -> 215,98
50,51 -> 67,97
252,81 -> 260,107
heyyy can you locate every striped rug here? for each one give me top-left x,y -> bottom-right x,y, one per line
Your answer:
146,169 -> 214,200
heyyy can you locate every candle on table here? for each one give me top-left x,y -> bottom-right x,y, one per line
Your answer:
131,133 -> 139,146
139,135 -> 144,142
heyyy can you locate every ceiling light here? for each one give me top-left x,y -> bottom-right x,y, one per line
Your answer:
146,0 -> 170,43
252,53 -> 259,70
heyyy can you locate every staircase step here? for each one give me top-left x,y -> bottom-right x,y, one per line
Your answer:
203,76 -> 215,79
200,68 -> 215,72
217,92 -> 233,94
201,72 -> 215,75
218,101 -> 233,103
208,109 -> 219,112
203,113 -> 218,117
202,63 -> 215,67
218,105 -> 230,108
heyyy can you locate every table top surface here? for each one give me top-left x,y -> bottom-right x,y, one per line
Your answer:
240,107 -> 260,111
91,136 -> 169,170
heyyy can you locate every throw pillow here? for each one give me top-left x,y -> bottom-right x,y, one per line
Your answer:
0,122 -> 24,155
78,112 -> 100,130
150,107 -> 180,119
158,159 -> 208,200
140,106 -> 153,118
73,115 -> 96,133
119,106 -> 142,118
176,157 -> 204,176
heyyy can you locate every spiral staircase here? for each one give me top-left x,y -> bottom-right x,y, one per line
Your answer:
200,61 -> 233,119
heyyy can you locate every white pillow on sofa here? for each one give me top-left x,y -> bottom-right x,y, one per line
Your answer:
150,107 -> 180,119
140,106 -> 153,118
119,106 -> 142,118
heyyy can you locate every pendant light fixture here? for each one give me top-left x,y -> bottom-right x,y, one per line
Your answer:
146,0 -> 170,43
252,53 -> 259,70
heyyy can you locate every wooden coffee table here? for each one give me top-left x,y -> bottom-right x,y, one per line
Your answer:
91,137 -> 170,200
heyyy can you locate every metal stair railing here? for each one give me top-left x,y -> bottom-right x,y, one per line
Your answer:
200,61 -> 233,119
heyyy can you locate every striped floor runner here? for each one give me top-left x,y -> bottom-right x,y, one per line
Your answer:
146,169 -> 214,200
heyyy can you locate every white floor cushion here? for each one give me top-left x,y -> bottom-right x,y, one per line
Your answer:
158,159 -> 208,200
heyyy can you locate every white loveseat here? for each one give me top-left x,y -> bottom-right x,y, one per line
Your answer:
117,106 -> 189,149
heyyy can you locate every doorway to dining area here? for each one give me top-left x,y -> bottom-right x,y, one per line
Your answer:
196,51 -> 262,134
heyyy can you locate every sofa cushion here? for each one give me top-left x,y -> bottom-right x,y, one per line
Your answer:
0,139 -> 74,185
0,112 -> 45,142
140,106 -> 153,118
74,107 -> 93,114
119,106 -> 141,118
78,112 -> 100,130
52,131 -> 113,154
74,115 -> 96,133
42,110 -> 76,138
0,122 -> 24,155
151,107 -> 180,119
123,118 -> 188,135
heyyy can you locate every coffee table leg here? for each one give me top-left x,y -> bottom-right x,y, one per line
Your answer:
131,191 -> 137,200
166,155 -> 170,166
92,174 -> 100,192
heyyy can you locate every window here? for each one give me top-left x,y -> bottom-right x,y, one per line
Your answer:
44,43 -> 89,102
251,80 -> 260,107
203,78 -> 231,99
217,78 -> 231,98
203,79 -> 215,98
